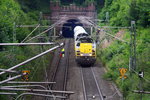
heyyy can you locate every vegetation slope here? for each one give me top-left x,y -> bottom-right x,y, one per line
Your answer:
97,0 -> 150,100
0,0 -> 51,99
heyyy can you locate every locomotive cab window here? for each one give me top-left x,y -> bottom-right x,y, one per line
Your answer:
80,38 -> 93,43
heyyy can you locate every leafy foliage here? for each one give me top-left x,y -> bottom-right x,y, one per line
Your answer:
0,0 -> 50,99
97,1 -> 150,99
98,28 -> 150,99
99,0 -> 150,27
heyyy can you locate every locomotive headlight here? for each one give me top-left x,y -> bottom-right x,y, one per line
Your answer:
80,54 -> 83,56
89,54 -> 92,56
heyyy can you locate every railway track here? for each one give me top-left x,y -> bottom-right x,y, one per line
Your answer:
80,66 -> 104,100
63,39 -> 70,95
49,39 -> 71,100
46,47 -> 61,100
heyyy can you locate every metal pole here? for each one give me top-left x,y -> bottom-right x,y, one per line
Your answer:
12,22 -> 16,65
0,73 -> 26,84
130,21 -> 136,71
0,43 -> 64,75
91,27 -> 93,35
16,25 -> 73,28
140,78 -> 143,100
0,87 -> 74,94
132,90 -> 150,94
54,27 -> 56,37
13,22 -> 16,43
7,81 -> 56,84
2,85 -> 47,90
0,69 -> 18,73
15,92 -> 66,100
0,92 -> 17,95
38,12 -> 42,44
101,26 -> 131,29
39,12 -> 43,25
106,12 -> 109,23
0,43 -> 55,46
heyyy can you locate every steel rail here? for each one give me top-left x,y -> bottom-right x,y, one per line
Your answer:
63,39 -> 70,90
62,39 -> 70,99
80,67 -> 87,100
48,39 -> 72,100
0,43 -> 64,75
80,67 -> 104,100
39,46 -> 56,100
0,87 -> 74,94
91,67 -> 104,100
15,92 -> 66,100
49,48 -> 61,89
47,46 -> 62,100
0,43 -> 55,46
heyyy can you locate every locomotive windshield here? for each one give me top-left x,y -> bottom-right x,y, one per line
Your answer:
79,37 -> 93,43
76,33 -> 89,41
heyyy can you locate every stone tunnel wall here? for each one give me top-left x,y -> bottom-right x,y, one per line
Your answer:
43,1 -> 97,37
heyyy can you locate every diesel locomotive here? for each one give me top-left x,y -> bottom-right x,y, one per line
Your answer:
74,26 -> 96,66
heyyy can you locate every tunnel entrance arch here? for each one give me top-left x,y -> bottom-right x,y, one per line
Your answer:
43,1 -> 96,38
62,19 -> 83,38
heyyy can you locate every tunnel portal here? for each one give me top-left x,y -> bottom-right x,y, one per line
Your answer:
62,19 -> 83,38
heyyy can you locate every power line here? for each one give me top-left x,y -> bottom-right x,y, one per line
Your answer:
7,81 -> 56,84
15,92 -> 66,100
0,43 -> 64,75
0,73 -> 26,84
0,87 -> 74,94
0,43 -> 55,46
24,19 -> 65,43
21,24 -> 40,43
103,30 -> 129,43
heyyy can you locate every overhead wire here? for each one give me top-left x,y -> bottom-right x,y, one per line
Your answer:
15,16 -> 67,100
24,19 -> 65,43
21,24 -> 40,43
91,18 -> 150,84
103,30 -> 129,43
89,18 -> 129,44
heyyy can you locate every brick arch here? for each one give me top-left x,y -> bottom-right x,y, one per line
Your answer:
49,1 -> 96,23
43,1 -> 96,37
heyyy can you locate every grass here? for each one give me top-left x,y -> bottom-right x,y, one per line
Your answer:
97,28 -> 150,100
